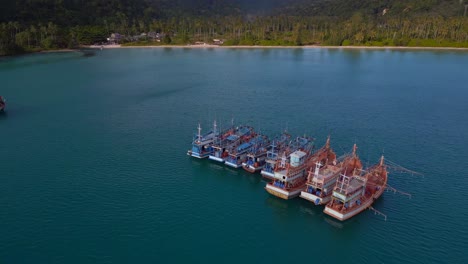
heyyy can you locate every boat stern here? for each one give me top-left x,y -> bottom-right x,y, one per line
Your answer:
265,184 -> 301,200
300,191 -> 331,205
208,155 -> 226,163
225,161 -> 242,168
187,150 -> 210,159
242,164 -> 260,173
261,170 -> 275,180
323,206 -> 346,221
324,198 -> 372,221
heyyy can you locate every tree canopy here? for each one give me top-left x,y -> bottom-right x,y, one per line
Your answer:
1,0 -> 467,55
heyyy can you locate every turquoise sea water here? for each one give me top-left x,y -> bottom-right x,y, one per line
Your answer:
1,48 -> 467,263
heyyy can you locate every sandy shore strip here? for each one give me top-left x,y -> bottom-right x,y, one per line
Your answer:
84,44 -> 468,51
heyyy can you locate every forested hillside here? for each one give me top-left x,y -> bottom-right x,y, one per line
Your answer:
1,0 -> 467,55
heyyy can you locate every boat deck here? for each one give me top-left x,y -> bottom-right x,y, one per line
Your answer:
336,176 -> 365,195
312,166 -> 341,183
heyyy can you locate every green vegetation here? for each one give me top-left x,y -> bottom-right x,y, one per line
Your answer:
1,0 -> 468,55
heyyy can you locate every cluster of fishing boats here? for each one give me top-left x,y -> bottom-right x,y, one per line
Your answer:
187,121 -> 404,221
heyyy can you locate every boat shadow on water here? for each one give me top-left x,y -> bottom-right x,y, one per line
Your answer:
265,196 -> 291,210
0,111 -> 7,119
190,158 -> 272,190
324,217 -> 346,229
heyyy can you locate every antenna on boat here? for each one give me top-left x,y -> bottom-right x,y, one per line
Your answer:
314,162 -> 322,176
280,152 -> 287,168
213,120 -> 217,134
198,123 -> 202,140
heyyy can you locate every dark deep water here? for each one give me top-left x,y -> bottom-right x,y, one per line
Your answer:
1,48 -> 467,263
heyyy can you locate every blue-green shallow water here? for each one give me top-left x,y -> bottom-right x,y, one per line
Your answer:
1,48 -> 467,263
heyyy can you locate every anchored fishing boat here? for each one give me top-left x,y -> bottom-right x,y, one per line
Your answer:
187,121 -> 219,158
0,96 -> 5,112
241,135 -> 271,173
300,142 -> 363,205
260,133 -> 291,179
209,125 -> 255,163
225,133 -> 265,168
324,155 -> 388,221
264,136 -> 316,200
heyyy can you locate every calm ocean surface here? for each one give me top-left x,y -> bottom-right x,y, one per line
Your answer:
1,48 -> 467,263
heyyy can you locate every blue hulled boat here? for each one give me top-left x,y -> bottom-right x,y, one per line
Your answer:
241,134 -> 271,173
226,134 -> 269,169
209,125 -> 255,163
187,121 -> 219,159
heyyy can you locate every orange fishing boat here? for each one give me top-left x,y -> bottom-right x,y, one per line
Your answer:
300,141 -> 363,205
265,137 -> 336,200
324,155 -> 388,221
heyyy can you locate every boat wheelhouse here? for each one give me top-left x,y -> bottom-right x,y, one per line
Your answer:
260,133 -> 291,179
225,134 -> 266,168
300,142 -> 363,205
261,135 -> 310,180
324,156 -> 388,221
208,125 -> 254,163
187,121 -> 219,158
264,137 -> 315,200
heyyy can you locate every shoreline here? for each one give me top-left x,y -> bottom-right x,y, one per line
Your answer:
85,44 -> 468,51
3,44 -> 467,58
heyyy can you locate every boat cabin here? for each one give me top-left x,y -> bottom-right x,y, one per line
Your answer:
290,150 -> 307,167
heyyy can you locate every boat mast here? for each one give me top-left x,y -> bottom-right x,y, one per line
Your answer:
325,136 -> 331,149
280,152 -> 287,168
198,123 -> 202,141
314,162 -> 322,177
